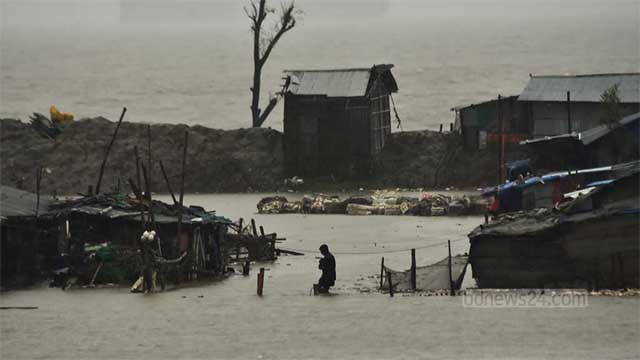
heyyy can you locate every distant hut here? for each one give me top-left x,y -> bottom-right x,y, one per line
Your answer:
0,186 -> 56,288
518,73 -> 640,138
520,112 -> 640,172
283,64 -> 399,177
452,95 -> 530,150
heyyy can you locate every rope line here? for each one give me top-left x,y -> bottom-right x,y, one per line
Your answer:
279,238 -> 467,255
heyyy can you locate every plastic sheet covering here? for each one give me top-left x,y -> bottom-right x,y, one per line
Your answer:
381,255 -> 469,292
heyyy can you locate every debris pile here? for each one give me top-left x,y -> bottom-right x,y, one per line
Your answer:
257,191 -> 489,216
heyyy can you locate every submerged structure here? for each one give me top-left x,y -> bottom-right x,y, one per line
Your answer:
283,64 -> 399,177
0,187 -> 280,291
469,170 -> 639,289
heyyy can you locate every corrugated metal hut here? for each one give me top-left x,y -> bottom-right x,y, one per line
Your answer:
452,95 -> 530,150
520,112 -> 640,172
518,73 -> 640,137
283,64 -> 399,177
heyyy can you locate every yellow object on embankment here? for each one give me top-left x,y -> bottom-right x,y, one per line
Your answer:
50,105 -> 74,123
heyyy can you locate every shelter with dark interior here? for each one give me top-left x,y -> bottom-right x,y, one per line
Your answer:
452,95 -> 530,150
520,112 -> 640,172
282,64 -> 399,177
518,73 -> 640,138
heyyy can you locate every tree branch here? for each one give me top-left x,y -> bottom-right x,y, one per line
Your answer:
248,0 -> 298,127
259,3 -> 296,66
257,96 -> 279,127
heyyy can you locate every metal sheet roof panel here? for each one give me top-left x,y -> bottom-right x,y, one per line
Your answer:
580,112 -> 640,145
285,68 -> 372,97
518,73 -> 640,103
0,186 -> 53,218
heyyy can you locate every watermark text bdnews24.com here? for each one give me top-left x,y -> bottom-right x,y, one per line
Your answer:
462,290 -> 588,308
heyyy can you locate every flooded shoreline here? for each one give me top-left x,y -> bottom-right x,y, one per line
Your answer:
1,193 -> 639,359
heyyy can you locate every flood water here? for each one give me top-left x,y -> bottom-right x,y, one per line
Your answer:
1,193 -> 639,359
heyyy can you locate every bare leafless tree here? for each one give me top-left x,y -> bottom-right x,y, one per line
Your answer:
245,0 -> 297,127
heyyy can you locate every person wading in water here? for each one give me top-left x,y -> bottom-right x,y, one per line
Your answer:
315,244 -> 336,294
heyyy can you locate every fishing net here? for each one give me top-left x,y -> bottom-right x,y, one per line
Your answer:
380,255 -> 469,292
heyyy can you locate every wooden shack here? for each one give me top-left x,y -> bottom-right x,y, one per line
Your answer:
283,64 -> 399,177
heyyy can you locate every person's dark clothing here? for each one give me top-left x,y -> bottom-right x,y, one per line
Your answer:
318,252 -> 336,289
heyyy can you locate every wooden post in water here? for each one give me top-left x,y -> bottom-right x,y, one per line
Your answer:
387,271 -> 394,297
410,249 -> 417,291
380,257 -> 385,289
448,240 -> 454,296
439,124 -> 443,133
95,107 -> 126,195
257,267 -> 265,296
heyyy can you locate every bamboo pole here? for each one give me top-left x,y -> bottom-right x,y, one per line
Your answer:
177,131 -> 188,246
95,107 -> 126,195
89,261 -> 104,286
133,147 -> 146,231
159,160 -> 178,205
251,219 -> 258,238
134,146 -> 142,196
387,271 -> 394,297
140,163 -> 156,231
147,124 -> 152,195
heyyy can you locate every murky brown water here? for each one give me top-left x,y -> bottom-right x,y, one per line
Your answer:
1,194 -> 639,359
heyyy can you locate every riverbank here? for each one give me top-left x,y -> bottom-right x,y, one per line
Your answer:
1,117 -> 498,195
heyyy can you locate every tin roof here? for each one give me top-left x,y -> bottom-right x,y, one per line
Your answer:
0,186 -> 53,219
450,95 -> 519,112
284,64 -> 397,97
580,112 -> 640,145
520,112 -> 640,146
518,73 -> 640,103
